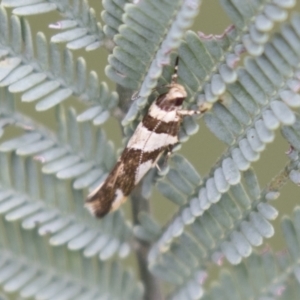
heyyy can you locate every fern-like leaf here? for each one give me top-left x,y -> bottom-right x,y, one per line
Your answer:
0,8 -> 118,122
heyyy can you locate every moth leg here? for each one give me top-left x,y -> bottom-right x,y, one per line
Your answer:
177,109 -> 201,117
154,145 -> 174,172
166,145 -> 174,160
155,163 -> 161,172
162,144 -> 176,167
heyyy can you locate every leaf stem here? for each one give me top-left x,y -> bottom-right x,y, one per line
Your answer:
131,184 -> 164,300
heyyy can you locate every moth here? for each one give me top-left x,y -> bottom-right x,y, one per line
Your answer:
85,58 -> 201,218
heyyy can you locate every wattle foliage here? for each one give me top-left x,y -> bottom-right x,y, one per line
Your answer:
0,0 -> 299,299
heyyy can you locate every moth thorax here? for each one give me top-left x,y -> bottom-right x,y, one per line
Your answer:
168,83 -> 187,100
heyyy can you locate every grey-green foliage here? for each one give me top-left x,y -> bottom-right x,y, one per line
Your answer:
202,207 -> 300,300
0,0 -> 300,299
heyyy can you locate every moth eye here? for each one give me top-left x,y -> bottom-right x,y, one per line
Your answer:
175,97 -> 184,106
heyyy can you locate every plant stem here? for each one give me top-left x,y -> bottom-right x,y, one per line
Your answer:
131,185 -> 164,300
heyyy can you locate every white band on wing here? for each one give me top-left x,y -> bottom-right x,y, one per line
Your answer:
149,103 -> 180,122
127,123 -> 178,152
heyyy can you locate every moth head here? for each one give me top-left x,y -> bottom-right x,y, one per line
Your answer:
157,83 -> 187,109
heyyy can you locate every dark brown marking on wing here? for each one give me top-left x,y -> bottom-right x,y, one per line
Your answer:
115,147 -> 164,192
155,92 -> 185,110
142,114 -> 179,136
85,148 -> 165,218
155,93 -> 172,111
85,161 -> 124,217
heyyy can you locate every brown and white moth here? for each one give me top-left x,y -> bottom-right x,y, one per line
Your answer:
85,59 -> 200,218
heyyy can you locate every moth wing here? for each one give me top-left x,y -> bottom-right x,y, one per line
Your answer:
127,123 -> 151,150
107,162 -> 124,187
85,161 -> 125,217
87,162 -> 123,200
134,159 -> 154,185
127,122 -> 178,153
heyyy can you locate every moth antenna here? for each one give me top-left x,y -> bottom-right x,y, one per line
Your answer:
171,56 -> 179,84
